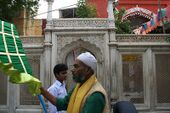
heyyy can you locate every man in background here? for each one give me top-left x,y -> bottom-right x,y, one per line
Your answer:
48,64 -> 68,113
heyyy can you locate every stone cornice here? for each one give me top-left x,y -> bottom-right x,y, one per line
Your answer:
45,18 -> 115,30
115,34 -> 170,42
20,36 -> 44,45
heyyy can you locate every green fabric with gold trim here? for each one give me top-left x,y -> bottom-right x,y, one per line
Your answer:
0,20 -> 41,96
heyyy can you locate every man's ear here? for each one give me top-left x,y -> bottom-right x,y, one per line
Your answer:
86,67 -> 91,73
56,74 -> 60,77
55,73 -> 59,78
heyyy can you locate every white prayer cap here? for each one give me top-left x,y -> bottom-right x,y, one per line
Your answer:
77,52 -> 97,71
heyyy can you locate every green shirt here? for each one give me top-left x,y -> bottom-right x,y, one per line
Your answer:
56,87 -> 106,113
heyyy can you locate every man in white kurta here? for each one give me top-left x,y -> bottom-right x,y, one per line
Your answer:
48,80 -> 67,113
47,64 -> 68,113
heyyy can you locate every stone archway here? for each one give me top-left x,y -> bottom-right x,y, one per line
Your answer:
46,18 -> 114,106
59,39 -> 103,63
58,39 -> 103,90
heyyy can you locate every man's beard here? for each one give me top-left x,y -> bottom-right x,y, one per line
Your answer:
72,73 -> 86,83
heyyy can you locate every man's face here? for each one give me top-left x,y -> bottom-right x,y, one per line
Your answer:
71,59 -> 87,83
57,70 -> 67,82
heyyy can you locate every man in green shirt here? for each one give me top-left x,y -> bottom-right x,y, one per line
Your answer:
40,52 -> 110,113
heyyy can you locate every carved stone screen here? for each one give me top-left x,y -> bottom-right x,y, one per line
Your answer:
20,55 -> 40,105
0,71 -> 7,105
155,54 -> 170,103
122,54 -> 144,103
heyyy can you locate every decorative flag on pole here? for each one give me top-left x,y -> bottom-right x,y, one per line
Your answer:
0,19 -> 41,95
0,20 -> 48,113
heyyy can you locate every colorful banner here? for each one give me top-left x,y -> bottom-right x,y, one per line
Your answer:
133,6 -> 170,34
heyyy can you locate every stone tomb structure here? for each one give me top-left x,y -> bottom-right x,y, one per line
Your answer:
44,18 -> 115,96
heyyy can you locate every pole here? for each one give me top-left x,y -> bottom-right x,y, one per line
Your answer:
158,0 -> 166,33
38,95 -> 48,113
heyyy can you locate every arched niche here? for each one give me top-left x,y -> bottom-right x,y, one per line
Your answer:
58,39 -> 103,90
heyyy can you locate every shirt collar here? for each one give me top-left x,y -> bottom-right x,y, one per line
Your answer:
55,80 -> 65,86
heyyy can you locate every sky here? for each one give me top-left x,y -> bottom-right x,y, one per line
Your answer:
35,0 -> 78,19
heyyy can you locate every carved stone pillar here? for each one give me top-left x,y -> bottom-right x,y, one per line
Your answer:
107,0 -> 115,29
107,0 -> 114,19
46,0 -> 54,29
46,0 -> 54,20
44,31 -> 52,88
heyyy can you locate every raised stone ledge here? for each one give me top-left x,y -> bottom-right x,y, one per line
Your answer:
20,36 -> 44,45
50,18 -> 115,29
116,34 -> 170,42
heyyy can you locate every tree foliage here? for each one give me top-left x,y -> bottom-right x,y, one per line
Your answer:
76,0 -> 97,18
114,8 -> 132,34
0,0 -> 39,22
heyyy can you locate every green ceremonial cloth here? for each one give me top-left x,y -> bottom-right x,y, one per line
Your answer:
0,20 -> 41,96
56,87 -> 106,113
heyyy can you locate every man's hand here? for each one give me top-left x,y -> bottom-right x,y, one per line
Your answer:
40,87 -> 56,105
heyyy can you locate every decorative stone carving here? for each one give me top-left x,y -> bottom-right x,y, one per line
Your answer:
122,6 -> 156,21
56,34 -> 105,63
116,34 -> 169,42
52,18 -> 114,29
21,36 -> 44,45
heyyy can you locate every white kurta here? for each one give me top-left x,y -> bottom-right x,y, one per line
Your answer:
48,80 -> 67,113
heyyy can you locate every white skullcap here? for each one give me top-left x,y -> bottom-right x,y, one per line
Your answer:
77,52 -> 97,71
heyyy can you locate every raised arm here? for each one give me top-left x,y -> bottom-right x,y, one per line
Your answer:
40,87 -> 56,105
